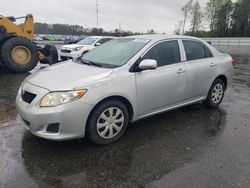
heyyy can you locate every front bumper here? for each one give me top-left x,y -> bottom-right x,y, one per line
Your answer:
16,81 -> 93,141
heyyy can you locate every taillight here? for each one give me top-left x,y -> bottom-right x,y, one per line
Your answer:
232,59 -> 237,66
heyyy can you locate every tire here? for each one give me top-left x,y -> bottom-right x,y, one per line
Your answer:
0,26 -> 7,35
0,37 -> 38,72
204,79 -> 225,108
87,100 -> 129,145
39,44 -> 58,64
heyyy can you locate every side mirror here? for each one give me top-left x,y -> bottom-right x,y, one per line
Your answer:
95,42 -> 101,46
138,59 -> 157,71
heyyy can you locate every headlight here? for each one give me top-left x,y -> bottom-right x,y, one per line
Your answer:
72,47 -> 83,51
40,90 -> 87,107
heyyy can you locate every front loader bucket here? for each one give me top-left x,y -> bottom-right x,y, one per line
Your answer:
38,44 -> 58,65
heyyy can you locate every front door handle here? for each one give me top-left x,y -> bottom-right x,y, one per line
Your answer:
177,68 -> 186,74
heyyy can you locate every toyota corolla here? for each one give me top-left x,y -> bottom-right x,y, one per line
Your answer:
16,35 -> 234,145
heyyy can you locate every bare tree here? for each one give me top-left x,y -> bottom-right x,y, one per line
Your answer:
190,1 -> 203,34
182,0 -> 193,34
206,0 -> 224,32
206,0 -> 216,31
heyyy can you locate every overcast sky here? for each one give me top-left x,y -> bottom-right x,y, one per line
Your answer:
2,0 -> 209,34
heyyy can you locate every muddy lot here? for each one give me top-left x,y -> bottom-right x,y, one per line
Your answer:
0,54 -> 250,188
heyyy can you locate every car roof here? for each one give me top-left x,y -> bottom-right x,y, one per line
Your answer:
125,34 -> 221,56
88,36 -> 116,39
125,34 -> 203,43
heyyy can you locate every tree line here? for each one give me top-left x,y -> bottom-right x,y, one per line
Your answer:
35,23 -> 142,37
176,0 -> 250,37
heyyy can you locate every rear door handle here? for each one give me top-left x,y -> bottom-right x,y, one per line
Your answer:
210,62 -> 217,67
177,68 -> 186,74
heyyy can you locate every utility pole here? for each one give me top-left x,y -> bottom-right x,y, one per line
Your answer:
119,22 -> 121,32
96,0 -> 99,28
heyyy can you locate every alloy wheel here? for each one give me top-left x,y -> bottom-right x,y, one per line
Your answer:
211,83 -> 224,104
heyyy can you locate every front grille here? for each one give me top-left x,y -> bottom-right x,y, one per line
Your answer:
22,91 -> 37,104
60,56 -> 73,61
61,49 -> 71,53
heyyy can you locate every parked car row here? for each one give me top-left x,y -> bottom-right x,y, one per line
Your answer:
64,36 -> 85,44
60,36 -> 116,60
16,34 -> 235,145
34,34 -> 85,43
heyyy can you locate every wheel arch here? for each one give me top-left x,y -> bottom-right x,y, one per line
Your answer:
86,95 -> 134,128
215,75 -> 227,89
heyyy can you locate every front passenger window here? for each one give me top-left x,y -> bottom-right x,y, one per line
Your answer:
142,40 -> 181,67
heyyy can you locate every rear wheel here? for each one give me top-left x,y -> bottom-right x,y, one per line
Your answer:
204,79 -> 225,108
0,37 -> 38,72
87,100 -> 129,145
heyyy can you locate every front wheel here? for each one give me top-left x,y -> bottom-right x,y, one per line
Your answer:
204,79 -> 225,108
87,100 -> 129,145
0,37 -> 38,72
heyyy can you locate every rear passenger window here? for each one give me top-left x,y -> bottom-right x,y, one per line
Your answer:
142,40 -> 181,67
183,40 -> 213,61
205,46 -> 213,58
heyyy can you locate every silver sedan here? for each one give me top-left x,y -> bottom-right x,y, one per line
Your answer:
16,35 -> 234,145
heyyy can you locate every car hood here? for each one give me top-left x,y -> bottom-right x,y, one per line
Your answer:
62,44 -> 91,49
26,61 -> 113,91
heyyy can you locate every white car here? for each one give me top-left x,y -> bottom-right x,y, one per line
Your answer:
60,36 -> 115,61
34,36 -> 43,41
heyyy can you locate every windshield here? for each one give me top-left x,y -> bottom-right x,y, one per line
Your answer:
77,37 -> 99,45
80,38 -> 150,68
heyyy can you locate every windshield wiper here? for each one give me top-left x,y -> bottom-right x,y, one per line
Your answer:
79,58 -> 103,67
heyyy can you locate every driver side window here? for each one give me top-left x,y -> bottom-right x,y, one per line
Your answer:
142,40 -> 181,67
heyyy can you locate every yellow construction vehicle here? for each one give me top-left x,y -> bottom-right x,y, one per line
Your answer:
0,14 -> 58,72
